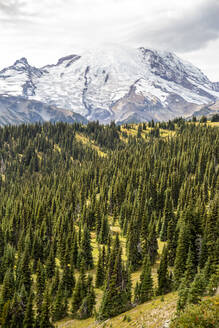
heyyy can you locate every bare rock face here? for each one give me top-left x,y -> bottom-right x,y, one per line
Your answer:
0,46 -> 219,125
213,82 -> 219,92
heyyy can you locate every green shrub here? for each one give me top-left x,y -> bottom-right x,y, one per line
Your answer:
170,297 -> 219,328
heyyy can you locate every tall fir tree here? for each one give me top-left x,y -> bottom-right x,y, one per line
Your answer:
39,290 -> 54,328
136,255 -> 153,304
23,291 -> 35,328
157,246 -> 170,295
98,237 -> 131,320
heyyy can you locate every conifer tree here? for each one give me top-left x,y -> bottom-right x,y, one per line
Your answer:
1,300 -> 12,328
160,190 -> 174,242
199,234 -> 208,269
157,246 -> 170,295
174,223 -> 190,288
126,217 -> 141,271
95,248 -> 105,288
45,247 -> 55,279
50,268 -> 60,297
176,278 -> 190,312
97,216 -> 110,244
35,260 -> 46,324
71,235 -> 78,268
80,225 -> 93,270
78,275 -> 96,319
167,216 -> 177,266
187,271 -> 206,305
52,286 -> 68,322
40,290 -> 54,328
134,281 -> 140,304
98,237 -> 131,320
147,221 -> 158,265
61,264 -> 75,297
16,249 -> 32,294
23,291 -> 35,328
0,269 -> 15,309
0,225 -> 4,259
184,247 -> 197,284
139,255 -> 153,303
206,200 -> 219,265
71,260 -> 87,316
10,293 -> 25,328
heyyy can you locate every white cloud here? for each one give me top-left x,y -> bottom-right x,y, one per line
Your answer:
0,0 -> 219,81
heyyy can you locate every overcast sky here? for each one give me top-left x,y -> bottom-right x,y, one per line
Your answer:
0,0 -> 219,81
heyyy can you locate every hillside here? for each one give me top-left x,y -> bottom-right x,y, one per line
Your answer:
0,120 -> 218,328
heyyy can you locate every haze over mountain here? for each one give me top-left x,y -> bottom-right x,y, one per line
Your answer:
0,45 -> 219,125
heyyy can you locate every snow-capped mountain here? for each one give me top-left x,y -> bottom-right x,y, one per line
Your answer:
0,45 -> 219,125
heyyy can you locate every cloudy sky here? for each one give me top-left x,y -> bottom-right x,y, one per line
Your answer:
0,0 -> 219,81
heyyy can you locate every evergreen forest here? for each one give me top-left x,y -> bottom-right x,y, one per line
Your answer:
0,119 -> 218,328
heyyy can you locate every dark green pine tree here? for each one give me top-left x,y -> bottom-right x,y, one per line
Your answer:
147,221 -> 158,265
184,247 -> 197,284
51,286 -> 68,322
61,264 -> 75,298
95,248 -> 105,288
71,260 -> 87,316
70,235 -> 78,269
139,255 -> 153,303
199,233 -> 208,269
157,246 -> 170,295
126,217 -> 141,271
187,271 -> 206,305
1,300 -> 12,328
35,260 -> 46,325
167,215 -> 177,267
78,275 -> 96,319
97,216 -> 109,244
0,269 -> 15,305
0,226 -> 5,282
45,247 -> 55,279
39,290 -> 54,328
98,238 -> 131,320
176,278 -> 190,312
50,268 -> 60,297
23,291 -> 35,328
134,281 -> 140,304
80,225 -> 93,270
137,124 -> 142,138
10,293 -> 25,328
206,200 -> 219,266
124,266 -> 132,304
174,223 -> 190,288
16,248 -> 32,294
160,190 -> 174,242
95,203 -> 102,238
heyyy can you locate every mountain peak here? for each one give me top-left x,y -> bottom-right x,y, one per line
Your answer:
14,57 -> 29,67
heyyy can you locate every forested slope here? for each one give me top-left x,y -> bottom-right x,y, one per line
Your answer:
0,120 -> 218,327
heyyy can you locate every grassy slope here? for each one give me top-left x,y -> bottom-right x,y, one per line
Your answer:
57,293 -> 177,328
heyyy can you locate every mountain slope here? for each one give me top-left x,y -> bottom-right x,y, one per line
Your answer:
0,46 -> 219,124
0,95 -> 87,126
